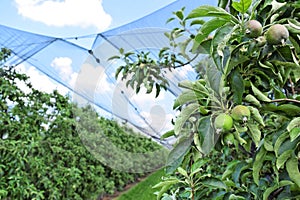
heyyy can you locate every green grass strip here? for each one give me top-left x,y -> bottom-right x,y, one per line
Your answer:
115,168 -> 165,200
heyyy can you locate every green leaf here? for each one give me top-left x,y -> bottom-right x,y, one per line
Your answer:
175,10 -> 184,20
177,167 -> 188,178
155,83 -> 160,98
245,94 -> 261,107
197,116 -> 215,154
190,159 -> 209,176
248,106 -> 265,126
263,180 -> 294,200
263,137 -> 274,151
233,126 -> 247,145
161,130 -> 175,140
232,0 -> 252,14
173,90 -> 198,109
229,194 -> 246,200
153,179 -> 180,200
277,104 -> 300,117
107,55 -> 120,61
290,128 -> 300,142
178,80 -> 208,96
288,19 -> 300,31
115,66 -> 124,79
274,131 -> 289,157
201,178 -> 227,190
276,149 -> 293,170
192,37 -> 213,54
194,132 -> 203,152
286,156 -> 300,188
247,123 -> 261,147
250,82 -> 271,102
190,19 -> 205,26
195,18 -> 229,44
186,5 -> 234,21
231,69 -> 244,105
206,64 -> 223,96
253,146 -> 267,185
226,44 -> 249,75
278,136 -> 300,156
212,23 -> 235,71
174,103 -> 199,136
193,79 -> 209,95
270,0 -> 287,14
166,17 -> 175,24
232,162 -> 249,183
152,178 -> 180,189
119,48 -> 124,54
222,160 -> 240,180
165,135 -> 192,174
287,117 -> 300,132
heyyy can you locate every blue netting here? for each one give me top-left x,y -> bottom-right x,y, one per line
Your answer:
0,0 -> 217,145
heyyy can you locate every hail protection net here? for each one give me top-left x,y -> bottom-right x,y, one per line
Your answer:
0,0 -> 217,147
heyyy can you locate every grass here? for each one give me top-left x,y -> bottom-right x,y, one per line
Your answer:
114,168 -> 165,200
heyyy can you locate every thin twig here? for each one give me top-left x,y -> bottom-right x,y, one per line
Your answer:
289,77 -> 295,95
270,98 -> 300,104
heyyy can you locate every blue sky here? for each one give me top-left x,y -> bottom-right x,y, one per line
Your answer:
0,0 -> 176,38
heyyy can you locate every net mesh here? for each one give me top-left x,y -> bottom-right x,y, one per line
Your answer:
0,0 -> 217,146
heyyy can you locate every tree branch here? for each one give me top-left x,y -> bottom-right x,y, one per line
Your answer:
270,98 -> 300,104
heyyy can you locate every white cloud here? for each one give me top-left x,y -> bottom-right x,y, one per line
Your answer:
14,0 -> 112,31
15,64 -> 69,94
50,56 -> 78,89
51,57 -> 73,81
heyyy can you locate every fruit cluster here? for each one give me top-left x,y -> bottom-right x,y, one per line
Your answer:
214,105 -> 250,133
245,20 -> 289,45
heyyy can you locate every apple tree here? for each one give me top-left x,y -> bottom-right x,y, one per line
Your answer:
112,0 -> 300,199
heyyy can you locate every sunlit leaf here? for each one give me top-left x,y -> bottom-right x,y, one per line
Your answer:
287,117 -> 300,132
202,178 -> 227,190
247,123 -> 261,147
286,156 -> 300,188
174,103 -> 199,136
253,146 -> 267,185
161,130 -> 175,140
232,0 -> 252,14
248,106 -> 265,126
250,82 -> 271,102
245,94 -> 261,107
195,18 -> 229,44
276,149 -> 293,170
289,127 -> 300,142
186,5 -> 234,20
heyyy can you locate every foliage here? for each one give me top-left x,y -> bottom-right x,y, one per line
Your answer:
0,47 -> 163,199
111,0 -> 300,199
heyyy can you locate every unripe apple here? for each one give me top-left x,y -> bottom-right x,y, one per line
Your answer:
231,105 -> 251,122
245,20 -> 263,38
214,113 -> 233,133
265,24 -> 289,45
